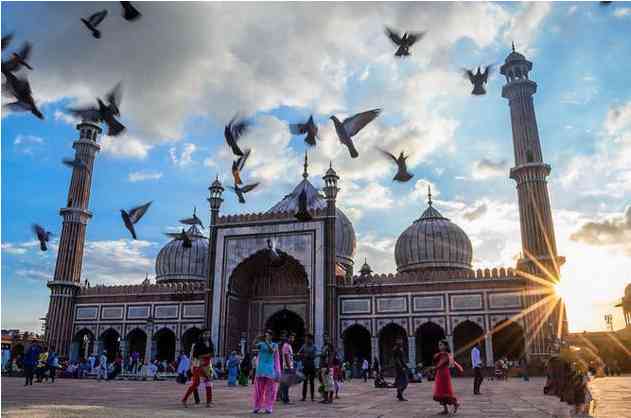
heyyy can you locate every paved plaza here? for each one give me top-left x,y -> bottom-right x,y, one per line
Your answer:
2,376 -> 630,418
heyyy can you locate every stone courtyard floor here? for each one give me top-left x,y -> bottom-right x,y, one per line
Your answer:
1,376 -> 630,418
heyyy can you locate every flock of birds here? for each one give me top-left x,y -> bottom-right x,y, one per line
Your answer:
10,2 -> 616,254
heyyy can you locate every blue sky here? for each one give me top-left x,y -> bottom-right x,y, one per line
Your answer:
2,2 -> 631,333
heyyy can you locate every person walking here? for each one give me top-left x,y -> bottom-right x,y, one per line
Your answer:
471,343 -> 483,395
361,358 -> 370,382
392,339 -> 409,401
227,350 -> 240,386
181,334 -> 213,407
176,351 -> 190,384
372,356 -> 380,378
23,342 -> 41,386
279,332 -> 296,404
431,340 -> 461,415
298,333 -> 317,402
520,355 -> 529,381
252,330 -> 281,414
97,351 -> 108,381
46,346 -> 59,383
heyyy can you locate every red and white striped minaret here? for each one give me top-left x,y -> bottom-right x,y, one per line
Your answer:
501,46 -> 566,356
46,121 -> 101,356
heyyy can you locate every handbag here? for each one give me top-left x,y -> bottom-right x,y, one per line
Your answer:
280,368 -> 303,386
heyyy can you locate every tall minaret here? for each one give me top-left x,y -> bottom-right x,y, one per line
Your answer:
501,46 -> 566,354
46,121 -> 101,356
501,46 -> 564,277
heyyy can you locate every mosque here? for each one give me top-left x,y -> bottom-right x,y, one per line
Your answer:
44,48 -> 566,371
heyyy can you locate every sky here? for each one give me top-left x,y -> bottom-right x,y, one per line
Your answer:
2,2 -> 630,334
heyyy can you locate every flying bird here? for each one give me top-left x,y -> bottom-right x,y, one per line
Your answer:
179,207 -> 204,229
377,148 -> 414,182
32,224 -> 52,251
1,33 -> 14,51
81,10 -> 108,39
464,65 -> 493,96
120,1 -> 142,21
68,82 -> 126,136
120,201 -> 152,239
224,114 -> 251,157
228,182 -> 259,204
165,228 -> 192,249
294,189 -> 313,222
289,115 -> 318,146
1,42 -> 32,74
231,148 -> 251,185
2,72 -> 44,119
62,157 -> 89,171
330,108 -> 381,158
385,26 -> 426,57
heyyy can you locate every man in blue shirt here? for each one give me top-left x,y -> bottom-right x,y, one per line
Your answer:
471,343 -> 483,395
23,342 -> 41,386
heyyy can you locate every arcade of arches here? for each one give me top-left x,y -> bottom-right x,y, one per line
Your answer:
224,249 -> 309,354
342,320 -> 527,373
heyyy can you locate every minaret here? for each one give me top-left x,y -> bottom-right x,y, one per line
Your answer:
322,162 -> 339,347
501,46 -> 566,354
46,121 -> 101,356
501,46 -> 564,278
206,177 -> 224,337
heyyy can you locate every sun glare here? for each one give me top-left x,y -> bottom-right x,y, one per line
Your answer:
554,280 -> 572,301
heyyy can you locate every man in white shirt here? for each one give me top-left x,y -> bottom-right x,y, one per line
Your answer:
471,343 -> 483,395
361,358 -> 369,382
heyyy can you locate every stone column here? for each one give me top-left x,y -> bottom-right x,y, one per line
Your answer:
447,335 -> 454,353
407,336 -> 416,368
485,333 -> 493,367
371,337 -> 379,363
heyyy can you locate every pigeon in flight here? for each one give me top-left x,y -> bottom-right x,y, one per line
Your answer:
385,26 -> 426,57
120,201 -> 152,239
1,42 -> 32,74
294,189 -> 313,222
2,72 -> 44,119
464,65 -> 493,96
224,114 -> 251,157
330,109 -> 381,158
68,82 -> 126,136
228,182 -> 259,204
81,10 -> 108,39
1,33 -> 14,51
377,148 -> 414,182
231,148 -> 251,185
179,207 -> 204,229
62,157 -> 89,171
165,228 -> 192,249
120,1 -> 142,21
32,224 -> 52,251
289,115 -> 318,146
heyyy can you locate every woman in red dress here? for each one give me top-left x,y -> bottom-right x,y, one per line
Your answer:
431,339 -> 461,415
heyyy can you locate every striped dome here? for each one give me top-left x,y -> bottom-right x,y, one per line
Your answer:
155,225 -> 208,283
267,178 -> 356,267
394,201 -> 472,273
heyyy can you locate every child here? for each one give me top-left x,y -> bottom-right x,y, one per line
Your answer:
333,358 -> 343,399
319,365 -> 335,404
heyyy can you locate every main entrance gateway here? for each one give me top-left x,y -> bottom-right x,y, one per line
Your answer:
223,248 -> 309,354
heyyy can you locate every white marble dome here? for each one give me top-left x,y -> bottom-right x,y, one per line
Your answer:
267,177 -> 356,267
155,225 -> 209,282
394,201 -> 472,273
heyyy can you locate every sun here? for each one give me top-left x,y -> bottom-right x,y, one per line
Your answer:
554,280 -> 573,302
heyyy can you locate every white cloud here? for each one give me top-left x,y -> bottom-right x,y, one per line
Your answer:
13,135 -> 45,155
82,239 -> 156,285
407,178 -> 440,204
502,3 -> 552,54
463,203 -> 488,222
169,143 -> 197,167
54,110 -> 79,125
613,8 -> 631,18
355,232 -> 397,275
472,158 -> 507,179
100,134 -> 152,159
128,170 -> 163,183
2,242 -> 29,255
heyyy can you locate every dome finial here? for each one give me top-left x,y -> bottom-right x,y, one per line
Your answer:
303,150 -> 309,179
427,184 -> 433,207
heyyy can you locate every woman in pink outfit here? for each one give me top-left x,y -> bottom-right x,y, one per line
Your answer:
252,330 -> 281,414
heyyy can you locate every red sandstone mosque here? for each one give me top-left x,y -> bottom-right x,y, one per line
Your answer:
44,48 -> 567,370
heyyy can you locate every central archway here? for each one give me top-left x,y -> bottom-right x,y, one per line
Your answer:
73,328 -> 95,361
453,321 -> 485,369
224,247 -> 309,355
492,320 -> 525,361
127,328 -> 147,359
265,309 -> 305,349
